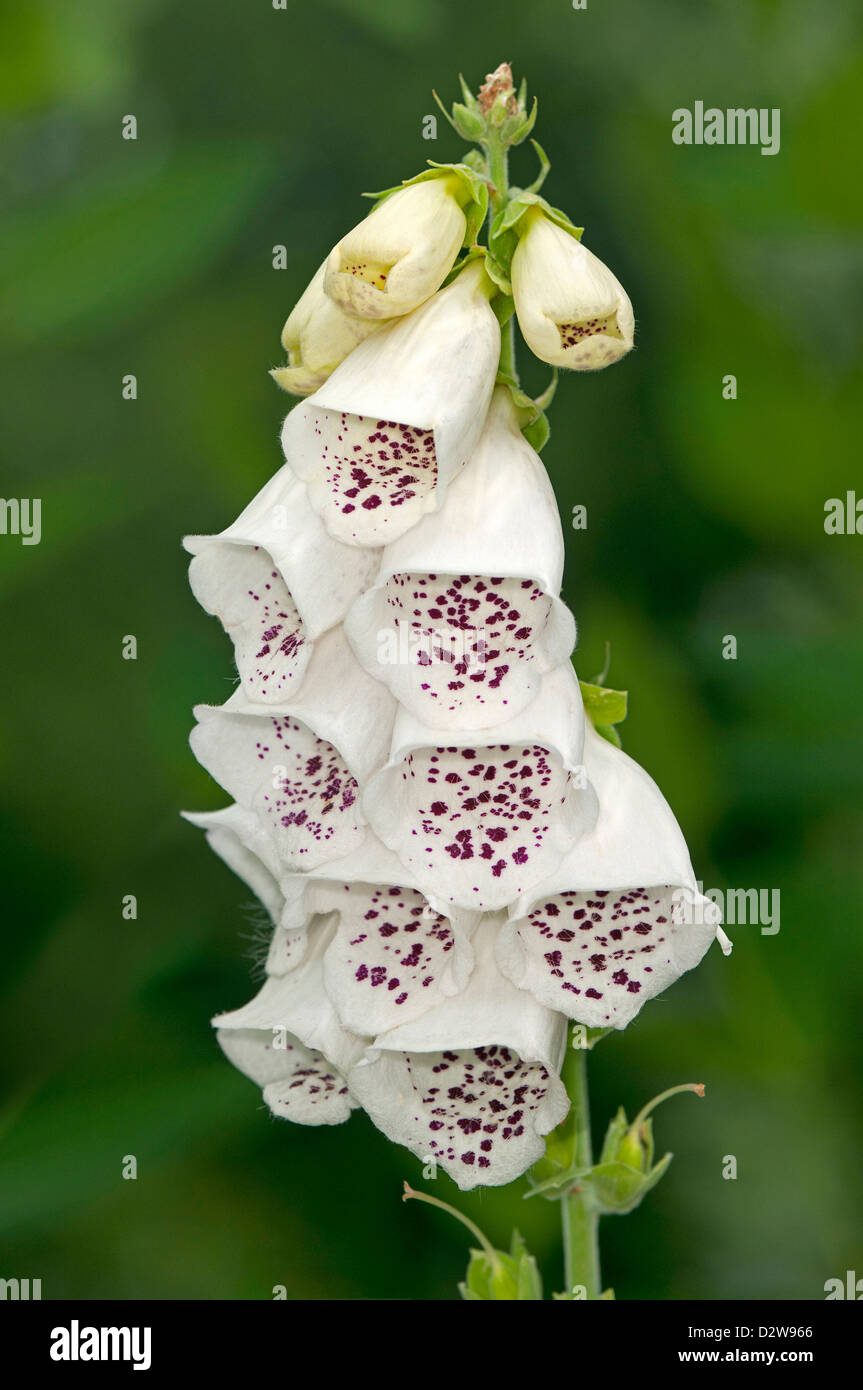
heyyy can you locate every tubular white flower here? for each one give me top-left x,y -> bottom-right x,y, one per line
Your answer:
214,917 -> 364,1127
189,628 -> 396,872
286,840 -> 480,1037
323,177 -> 468,320
185,466 -> 379,704
512,212 -> 634,371
362,662 -> 598,911
271,261 -> 387,397
280,262 -> 500,548
183,802 -> 286,926
348,916 -> 569,1190
344,387 -> 576,729
496,722 -> 726,1029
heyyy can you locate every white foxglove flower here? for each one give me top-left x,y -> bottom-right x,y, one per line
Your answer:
185,466 -> 379,703
183,802 -> 287,928
187,803 -> 480,1036
323,177 -> 468,320
183,803 -> 330,977
271,261 -> 387,397
280,262 -> 500,548
214,916 -> 364,1126
189,628 -> 396,872
362,662 -> 598,911
496,722 -> 728,1029
285,841 -> 480,1036
344,387 -> 576,729
348,916 -> 569,1190
512,212 -> 634,371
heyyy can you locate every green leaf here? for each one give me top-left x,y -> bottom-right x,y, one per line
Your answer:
578,680 -> 629,729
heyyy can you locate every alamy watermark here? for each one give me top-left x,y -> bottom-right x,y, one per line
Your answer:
672,102 -> 780,156
672,882 -> 780,935
0,497 -> 41,545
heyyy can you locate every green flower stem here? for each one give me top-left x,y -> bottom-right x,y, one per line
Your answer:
499,315 -> 517,379
482,128 -> 520,386
484,128 -> 510,222
631,1082 -> 705,1131
402,1183 -> 500,1266
561,1037 -> 602,1299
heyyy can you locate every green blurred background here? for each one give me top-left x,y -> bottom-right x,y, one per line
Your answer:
1,0 -> 861,1300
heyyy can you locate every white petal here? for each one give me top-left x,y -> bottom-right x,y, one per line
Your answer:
349,918 -> 569,1190
216,1028 -> 355,1125
362,663 -> 598,910
181,804 -> 285,926
273,261 -> 386,395
496,723 -> 722,1028
344,388 -> 576,728
185,465 -> 379,704
215,921 -> 363,1126
183,806 -> 311,966
323,180 -> 467,320
319,882 -> 476,1037
512,215 -> 635,372
280,263 -> 500,547
189,629 -> 396,872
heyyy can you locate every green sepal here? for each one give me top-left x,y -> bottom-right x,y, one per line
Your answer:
598,1106 -> 630,1166
525,140 -> 551,194
587,1153 -> 673,1215
440,246 -> 508,315
523,1163 -> 592,1201
496,370 -> 551,453
594,724 -> 622,748
498,96 -> 538,147
459,1231 -> 543,1300
363,162 -> 489,247
522,412 -> 550,453
578,679 -> 628,735
532,368 -> 559,412
498,188 -> 583,241
451,103 -> 486,141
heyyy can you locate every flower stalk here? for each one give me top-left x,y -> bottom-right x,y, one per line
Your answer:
561,1035 -> 602,1299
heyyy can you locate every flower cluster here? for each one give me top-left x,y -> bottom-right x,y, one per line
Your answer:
185,70 -> 726,1191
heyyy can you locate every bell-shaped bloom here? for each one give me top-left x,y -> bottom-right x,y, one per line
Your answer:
496,722 -> 728,1029
344,388 -> 576,729
184,800 -> 288,926
323,177 -> 468,321
186,802 -> 480,1037
348,916 -> 569,1190
280,262 -> 500,548
271,261 -> 387,397
214,916 -> 365,1126
362,662 -> 598,911
286,840 -> 480,1037
512,212 -> 634,371
185,466 -> 379,704
189,628 -> 396,872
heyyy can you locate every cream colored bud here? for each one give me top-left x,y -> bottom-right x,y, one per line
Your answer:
271,262 -> 385,396
512,213 -> 634,371
323,177 -> 467,320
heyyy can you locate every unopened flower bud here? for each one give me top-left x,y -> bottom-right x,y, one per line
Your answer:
271,262 -> 384,396
512,211 -> 634,371
324,175 -> 468,320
